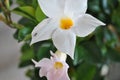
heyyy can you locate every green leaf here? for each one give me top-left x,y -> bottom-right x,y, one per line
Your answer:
100,0 -> 112,15
19,43 -> 34,67
88,0 -> 106,22
104,28 -> 118,48
88,0 -> 100,13
106,47 -> 120,62
76,62 -> 97,80
16,0 -> 33,6
112,6 -> 120,34
18,27 -> 33,41
14,18 -> 36,42
13,30 -> 19,41
32,0 -> 38,9
26,69 -> 34,78
18,18 -> 37,27
73,46 -> 85,65
95,27 -> 107,56
79,41 -> 103,63
16,0 -> 38,9
35,6 -> 46,22
12,6 -> 36,20
36,43 -> 51,60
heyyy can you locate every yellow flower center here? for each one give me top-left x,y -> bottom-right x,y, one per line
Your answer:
54,62 -> 63,69
60,17 -> 73,30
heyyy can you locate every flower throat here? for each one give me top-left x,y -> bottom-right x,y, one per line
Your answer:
60,17 -> 73,30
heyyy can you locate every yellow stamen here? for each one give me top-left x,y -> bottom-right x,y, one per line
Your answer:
60,17 -> 73,30
54,62 -> 63,69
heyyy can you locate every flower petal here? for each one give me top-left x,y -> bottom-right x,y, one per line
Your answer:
32,59 -> 39,67
38,58 -> 53,77
39,67 -> 47,77
72,14 -> 105,37
59,68 -> 70,80
52,29 -> 76,59
58,62 -> 69,80
32,58 -> 53,77
64,0 -> 87,16
60,63 -> 70,80
37,58 -> 53,67
47,67 -> 64,80
38,0 -> 65,18
31,18 -> 57,45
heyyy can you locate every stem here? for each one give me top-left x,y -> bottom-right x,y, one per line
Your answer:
0,0 -> 24,29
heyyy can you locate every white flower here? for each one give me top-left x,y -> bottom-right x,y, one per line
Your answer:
32,51 -> 70,80
31,0 -> 105,59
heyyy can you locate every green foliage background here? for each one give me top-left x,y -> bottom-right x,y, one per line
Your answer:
1,0 -> 120,80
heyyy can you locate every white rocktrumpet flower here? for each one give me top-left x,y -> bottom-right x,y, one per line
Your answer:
31,0 -> 105,59
32,51 -> 70,80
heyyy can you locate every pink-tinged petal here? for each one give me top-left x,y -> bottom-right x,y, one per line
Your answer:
37,58 -> 53,67
50,50 -> 57,59
38,0 -> 65,18
61,66 -> 70,80
32,58 -> 53,68
32,59 -> 38,67
50,51 -> 58,61
31,18 -> 57,45
64,0 -> 87,17
59,62 -> 70,80
39,67 -> 49,77
47,67 -> 64,80
52,29 -> 76,59
59,69 -> 70,80
32,58 -> 53,77
72,14 -> 105,37
32,51 -> 70,80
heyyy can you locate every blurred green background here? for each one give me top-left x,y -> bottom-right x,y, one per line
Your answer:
0,0 -> 120,80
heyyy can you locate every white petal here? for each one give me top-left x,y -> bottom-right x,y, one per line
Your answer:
72,14 -> 105,37
38,0 -> 65,18
55,51 -> 67,62
52,29 -> 76,59
64,0 -> 87,17
31,18 -> 57,45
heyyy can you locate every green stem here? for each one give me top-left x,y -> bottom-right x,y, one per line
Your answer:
0,0 -> 24,29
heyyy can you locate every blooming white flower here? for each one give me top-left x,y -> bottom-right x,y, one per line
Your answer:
31,0 -> 105,59
32,51 -> 70,80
